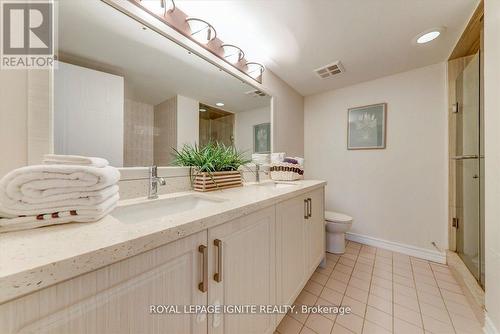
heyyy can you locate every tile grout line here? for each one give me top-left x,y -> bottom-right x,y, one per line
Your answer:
312,253 -> 339,333
279,244 -> 477,334
300,251 -> 341,334
409,257 -> 428,332
297,257 -> 332,333
392,258 -> 428,332
359,245 -> 377,334
429,264 -> 459,334
333,243 -> 361,334
391,253 -> 395,333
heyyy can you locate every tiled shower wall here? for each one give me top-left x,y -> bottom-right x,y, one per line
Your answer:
123,96 -> 179,167
154,96 -> 177,166
124,99 -> 154,167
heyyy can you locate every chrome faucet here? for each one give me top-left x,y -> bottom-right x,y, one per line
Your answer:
148,166 -> 166,199
255,163 -> 269,183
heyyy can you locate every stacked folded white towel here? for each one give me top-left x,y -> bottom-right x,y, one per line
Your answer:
0,155 -> 120,233
43,154 -> 109,168
271,152 -> 286,164
252,153 -> 270,165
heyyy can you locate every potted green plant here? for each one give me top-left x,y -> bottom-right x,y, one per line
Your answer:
172,142 -> 251,192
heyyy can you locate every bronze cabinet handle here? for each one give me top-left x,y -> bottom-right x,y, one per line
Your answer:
307,198 -> 312,218
198,245 -> 208,292
304,199 -> 309,219
213,239 -> 223,283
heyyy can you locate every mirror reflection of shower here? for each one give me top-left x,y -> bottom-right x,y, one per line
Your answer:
199,104 -> 235,147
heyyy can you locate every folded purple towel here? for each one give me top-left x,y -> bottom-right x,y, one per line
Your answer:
283,158 -> 299,164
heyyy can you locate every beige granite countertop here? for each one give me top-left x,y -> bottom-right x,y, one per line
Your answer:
0,180 -> 326,304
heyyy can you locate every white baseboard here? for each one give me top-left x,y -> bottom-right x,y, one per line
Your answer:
484,314 -> 500,334
346,232 -> 446,264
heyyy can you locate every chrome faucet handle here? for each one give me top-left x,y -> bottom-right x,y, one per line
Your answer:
254,163 -> 269,183
255,163 -> 261,182
150,165 -> 158,178
255,163 -> 269,174
148,165 -> 166,199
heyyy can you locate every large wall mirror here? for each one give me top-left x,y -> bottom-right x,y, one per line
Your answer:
55,0 -> 272,168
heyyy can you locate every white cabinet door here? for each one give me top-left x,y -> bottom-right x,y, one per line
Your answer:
0,231 -> 208,334
276,196 -> 307,307
305,188 -> 326,276
208,206 -> 276,334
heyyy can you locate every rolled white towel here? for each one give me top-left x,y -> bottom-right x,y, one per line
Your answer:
0,193 -> 119,233
252,153 -> 270,159
0,184 -> 119,215
43,154 -> 109,168
252,153 -> 270,164
0,164 -> 120,217
271,152 -> 285,163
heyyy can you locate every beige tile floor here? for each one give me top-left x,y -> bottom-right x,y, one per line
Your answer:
276,241 -> 483,334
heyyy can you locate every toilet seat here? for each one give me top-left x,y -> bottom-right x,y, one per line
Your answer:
325,211 -> 352,223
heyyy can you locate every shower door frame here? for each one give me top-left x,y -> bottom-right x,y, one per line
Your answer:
453,52 -> 484,287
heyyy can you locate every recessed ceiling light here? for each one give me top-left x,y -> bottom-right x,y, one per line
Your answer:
417,31 -> 440,44
414,27 -> 445,44
216,102 -> 224,107
199,108 -> 207,112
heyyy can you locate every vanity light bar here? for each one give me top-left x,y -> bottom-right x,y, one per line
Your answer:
139,0 -> 173,16
185,17 -> 217,44
134,0 -> 265,83
166,0 -> 175,13
221,44 -> 245,64
246,62 -> 265,79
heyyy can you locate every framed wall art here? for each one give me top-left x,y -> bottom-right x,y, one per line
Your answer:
347,103 -> 387,150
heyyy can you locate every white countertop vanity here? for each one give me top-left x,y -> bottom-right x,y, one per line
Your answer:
0,181 -> 326,334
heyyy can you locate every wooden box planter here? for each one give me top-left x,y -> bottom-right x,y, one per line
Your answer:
193,170 -> 243,192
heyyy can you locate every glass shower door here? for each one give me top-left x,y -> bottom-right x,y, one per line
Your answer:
455,53 -> 484,286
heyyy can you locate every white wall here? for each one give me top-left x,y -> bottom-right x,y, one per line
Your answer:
235,106 -> 271,157
304,63 -> 448,253
0,70 -> 28,178
176,94 -> 199,149
54,62 -> 124,166
262,70 -> 304,157
484,0 -> 500,331
0,69 -> 52,178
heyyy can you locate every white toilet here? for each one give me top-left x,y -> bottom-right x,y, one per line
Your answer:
325,211 -> 353,254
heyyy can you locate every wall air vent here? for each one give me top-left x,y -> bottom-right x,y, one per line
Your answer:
245,89 -> 267,97
314,61 -> 344,79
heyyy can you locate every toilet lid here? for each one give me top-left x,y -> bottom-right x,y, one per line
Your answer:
325,211 -> 352,223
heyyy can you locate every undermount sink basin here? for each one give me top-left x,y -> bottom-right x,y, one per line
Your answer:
258,182 -> 299,189
111,194 -> 226,224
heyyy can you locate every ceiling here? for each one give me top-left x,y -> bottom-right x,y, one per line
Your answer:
177,0 -> 480,96
57,0 -> 271,112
